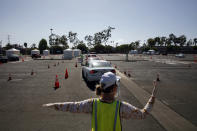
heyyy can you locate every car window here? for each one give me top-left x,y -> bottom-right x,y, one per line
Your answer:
92,62 -> 111,67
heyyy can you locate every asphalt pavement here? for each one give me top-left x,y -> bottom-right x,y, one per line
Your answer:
0,56 -> 166,131
100,54 -> 197,130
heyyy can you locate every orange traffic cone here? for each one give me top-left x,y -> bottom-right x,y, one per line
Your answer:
65,68 -> 68,79
54,75 -> 60,90
128,71 -> 131,77
8,73 -> 12,81
156,73 -> 160,81
75,62 -> 77,68
31,69 -> 34,75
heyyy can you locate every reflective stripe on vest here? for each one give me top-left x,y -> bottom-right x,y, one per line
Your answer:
92,99 -> 121,131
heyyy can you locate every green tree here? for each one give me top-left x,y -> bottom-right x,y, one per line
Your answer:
31,43 -> 37,49
161,37 -> 166,46
147,38 -> 155,48
193,38 -> 197,46
77,43 -> 88,53
169,33 -> 176,46
59,35 -> 69,48
68,31 -> 79,48
24,42 -> 27,48
154,37 -> 161,46
94,44 -> 105,53
5,43 -> 13,50
179,35 -> 186,47
85,26 -> 115,47
84,35 -> 94,48
24,42 -> 28,55
38,39 -> 48,53
105,45 -> 114,53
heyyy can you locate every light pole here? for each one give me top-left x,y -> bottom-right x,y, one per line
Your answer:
50,28 -> 53,54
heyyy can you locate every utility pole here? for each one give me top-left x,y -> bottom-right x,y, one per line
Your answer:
50,28 -> 53,54
50,28 -> 53,35
8,35 -> 11,44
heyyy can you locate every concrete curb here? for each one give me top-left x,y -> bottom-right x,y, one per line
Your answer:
117,70 -> 197,131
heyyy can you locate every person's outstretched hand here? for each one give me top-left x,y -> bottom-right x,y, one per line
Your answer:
42,103 -> 54,108
151,80 -> 158,97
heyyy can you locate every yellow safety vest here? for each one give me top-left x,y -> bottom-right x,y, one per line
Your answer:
91,99 -> 121,131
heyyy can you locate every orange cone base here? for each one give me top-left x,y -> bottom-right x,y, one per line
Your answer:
8,77 -> 12,81
65,75 -> 68,79
128,74 -> 131,77
54,86 -> 61,90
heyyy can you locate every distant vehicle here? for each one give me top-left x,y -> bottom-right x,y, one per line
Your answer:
8,54 -> 19,61
142,51 -> 147,55
147,50 -> 155,55
161,52 -> 168,55
87,54 -> 97,57
175,53 -> 184,58
0,54 -> 8,63
155,51 -> 160,55
129,50 -> 138,54
31,54 -> 41,58
85,54 -> 97,61
85,57 -> 101,65
82,60 -> 116,83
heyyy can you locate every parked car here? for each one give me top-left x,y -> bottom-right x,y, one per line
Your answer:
8,54 -> 19,61
175,53 -> 184,58
0,54 -> 8,63
82,60 -> 116,83
84,57 -> 101,66
161,51 -> 168,55
32,54 -> 41,58
86,54 -> 97,59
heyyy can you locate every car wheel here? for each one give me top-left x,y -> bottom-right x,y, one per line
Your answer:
82,70 -> 85,79
86,73 -> 90,83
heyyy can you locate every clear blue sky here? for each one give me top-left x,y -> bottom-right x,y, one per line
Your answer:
0,0 -> 197,47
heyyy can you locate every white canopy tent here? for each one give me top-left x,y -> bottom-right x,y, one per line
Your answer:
62,49 -> 73,60
31,49 -> 40,55
43,50 -> 49,56
6,48 -> 20,56
73,49 -> 81,57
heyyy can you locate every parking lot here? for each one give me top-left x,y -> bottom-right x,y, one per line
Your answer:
0,54 -> 197,131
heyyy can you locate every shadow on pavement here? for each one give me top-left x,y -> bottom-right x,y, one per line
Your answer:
83,79 -> 98,91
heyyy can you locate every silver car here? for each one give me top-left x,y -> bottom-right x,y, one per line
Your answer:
175,53 -> 185,58
82,60 -> 116,83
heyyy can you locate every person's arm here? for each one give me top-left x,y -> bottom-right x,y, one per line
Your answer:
43,99 -> 93,114
120,80 -> 157,119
